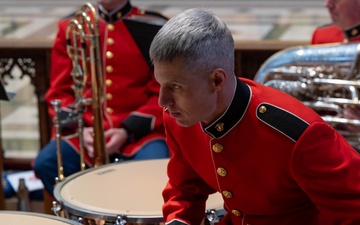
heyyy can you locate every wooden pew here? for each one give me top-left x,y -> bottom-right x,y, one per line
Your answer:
0,38 -> 52,213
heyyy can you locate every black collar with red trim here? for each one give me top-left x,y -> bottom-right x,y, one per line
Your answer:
204,78 -> 250,139
98,1 -> 132,23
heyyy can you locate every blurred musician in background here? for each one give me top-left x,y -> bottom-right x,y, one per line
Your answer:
311,0 -> 360,44
150,8 -> 360,225
312,0 -> 360,135
34,0 -> 169,196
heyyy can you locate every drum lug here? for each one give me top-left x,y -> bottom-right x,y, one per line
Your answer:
205,209 -> 220,225
51,201 -> 62,216
77,217 -> 83,224
115,215 -> 127,225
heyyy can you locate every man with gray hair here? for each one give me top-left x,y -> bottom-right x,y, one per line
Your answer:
150,8 -> 360,225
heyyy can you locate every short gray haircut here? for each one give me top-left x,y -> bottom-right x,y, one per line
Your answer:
149,8 -> 234,75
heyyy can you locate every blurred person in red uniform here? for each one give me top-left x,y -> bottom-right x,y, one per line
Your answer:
34,0 -> 169,196
312,0 -> 360,134
312,0 -> 360,44
150,8 -> 360,225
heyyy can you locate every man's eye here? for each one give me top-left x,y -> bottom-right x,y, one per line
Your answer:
172,84 -> 180,89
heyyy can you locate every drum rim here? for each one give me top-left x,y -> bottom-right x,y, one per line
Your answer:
54,160 -> 166,223
0,210 -> 81,224
54,159 -> 225,223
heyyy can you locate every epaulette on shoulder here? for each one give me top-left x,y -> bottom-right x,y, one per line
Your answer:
139,9 -> 168,20
256,103 -> 309,142
129,9 -> 168,26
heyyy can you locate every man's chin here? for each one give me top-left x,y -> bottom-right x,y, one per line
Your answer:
175,119 -> 195,127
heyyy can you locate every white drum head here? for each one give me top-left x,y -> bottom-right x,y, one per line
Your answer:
54,159 -> 224,223
0,211 -> 79,224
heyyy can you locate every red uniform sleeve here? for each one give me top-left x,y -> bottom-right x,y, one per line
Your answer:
162,112 -> 216,225
45,20 -> 75,120
291,122 -> 360,224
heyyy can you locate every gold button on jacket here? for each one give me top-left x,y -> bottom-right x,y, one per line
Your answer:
222,190 -> 232,198
107,38 -> 114,45
106,65 -> 113,73
106,107 -> 113,114
105,79 -> 113,87
212,143 -> 223,153
217,167 -> 227,176
107,24 -> 114,31
259,105 -> 267,113
106,93 -> 113,100
106,51 -> 114,59
232,209 -> 242,217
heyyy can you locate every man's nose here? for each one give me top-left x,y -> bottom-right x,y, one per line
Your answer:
158,88 -> 170,108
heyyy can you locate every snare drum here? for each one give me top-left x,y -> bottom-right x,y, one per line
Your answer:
54,159 -> 225,224
0,210 -> 80,225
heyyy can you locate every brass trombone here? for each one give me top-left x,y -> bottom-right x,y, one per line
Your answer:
51,2 -> 108,181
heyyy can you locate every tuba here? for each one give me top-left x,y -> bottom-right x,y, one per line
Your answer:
254,42 -> 360,148
51,2 -> 108,181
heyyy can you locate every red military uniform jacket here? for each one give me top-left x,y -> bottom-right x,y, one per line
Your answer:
162,78 -> 360,225
46,2 -> 167,164
311,23 -> 360,44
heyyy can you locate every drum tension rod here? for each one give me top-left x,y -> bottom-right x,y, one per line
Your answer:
115,215 -> 127,225
51,201 -> 62,217
206,209 -> 220,225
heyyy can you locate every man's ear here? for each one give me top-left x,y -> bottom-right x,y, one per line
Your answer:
210,68 -> 227,90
